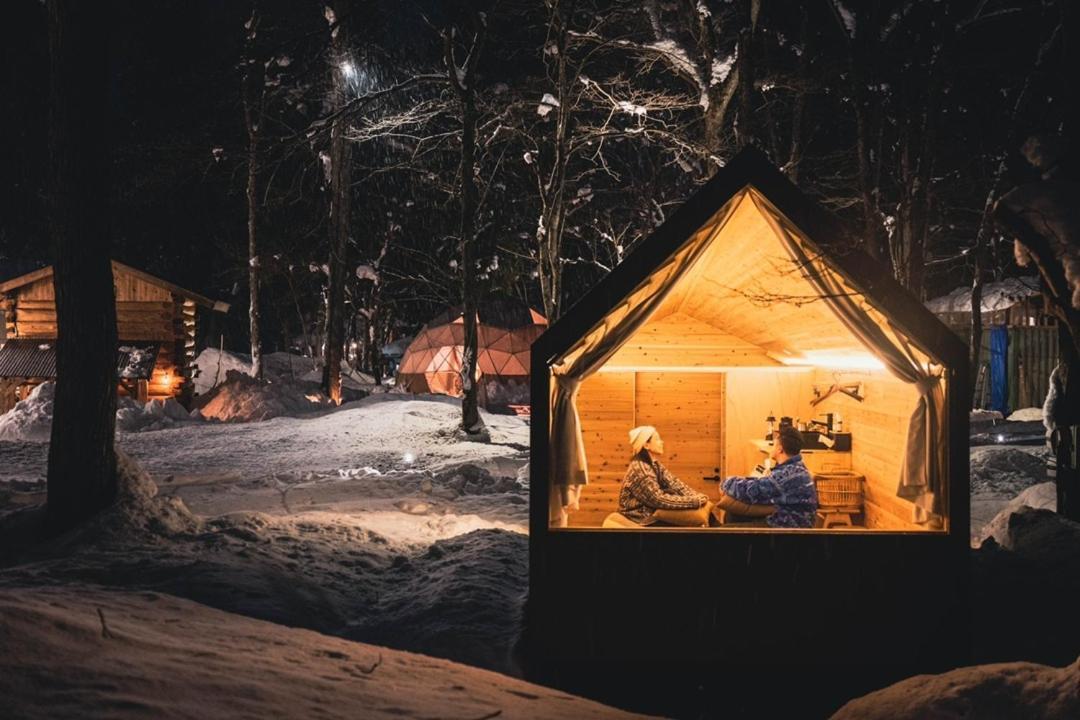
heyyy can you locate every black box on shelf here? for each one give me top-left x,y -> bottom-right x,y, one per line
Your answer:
800,431 -> 852,451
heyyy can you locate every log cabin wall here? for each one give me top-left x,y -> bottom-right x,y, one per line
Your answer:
1,267 -> 198,403
811,368 -> 925,530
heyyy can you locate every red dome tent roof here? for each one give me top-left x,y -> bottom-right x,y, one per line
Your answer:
396,298 -> 547,401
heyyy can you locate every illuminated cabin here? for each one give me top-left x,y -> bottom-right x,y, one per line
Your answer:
0,261 -> 229,412
526,148 -> 970,708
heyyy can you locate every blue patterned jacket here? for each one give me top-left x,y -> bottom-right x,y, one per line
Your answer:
721,455 -> 817,528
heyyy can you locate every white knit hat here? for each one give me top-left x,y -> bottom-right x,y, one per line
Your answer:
628,425 -> 657,454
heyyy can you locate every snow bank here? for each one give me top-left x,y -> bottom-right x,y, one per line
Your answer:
194,370 -> 339,422
193,348 -> 375,396
0,382 -> 202,443
0,585 -> 640,720
0,381 -> 54,442
355,529 -> 528,671
970,445 -> 1049,497
970,408 -> 1004,423
969,444 -> 1050,540
1,500 -> 528,675
971,506 -> 1080,667
1008,406 -> 1044,422
832,656 -> 1080,719
925,276 -> 1040,314
976,482 -> 1057,546
116,397 -> 198,433
191,347 -> 254,394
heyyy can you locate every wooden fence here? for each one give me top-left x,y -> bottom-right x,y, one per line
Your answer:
962,325 -> 1059,412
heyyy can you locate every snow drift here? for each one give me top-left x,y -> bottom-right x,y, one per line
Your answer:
832,656 -> 1080,719
0,382 -> 202,442
970,444 -> 1050,497
1008,406 -> 1044,422
193,369 -> 340,422
976,481 -> 1056,547
0,585 -> 642,720
0,444 -> 530,674
192,348 -> 375,396
0,381 -> 54,442
971,505 -> 1080,671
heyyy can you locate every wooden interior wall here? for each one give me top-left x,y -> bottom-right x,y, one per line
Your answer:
605,312 -> 776,368
811,368 -> 926,530
570,371 -> 725,527
723,369 -> 815,476
633,372 -> 725,497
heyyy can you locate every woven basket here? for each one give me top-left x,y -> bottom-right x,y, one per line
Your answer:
814,471 -> 864,508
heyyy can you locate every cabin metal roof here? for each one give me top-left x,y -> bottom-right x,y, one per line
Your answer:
0,339 -> 160,380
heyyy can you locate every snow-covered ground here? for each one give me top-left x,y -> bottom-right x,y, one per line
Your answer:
833,655 -> 1080,719
0,370 -> 1069,717
0,388 -> 532,677
0,584 -> 644,720
1,390 -> 527,484
970,443 -> 1051,540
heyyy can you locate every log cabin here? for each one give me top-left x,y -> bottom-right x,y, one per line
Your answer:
525,148 -> 970,710
0,261 -> 229,413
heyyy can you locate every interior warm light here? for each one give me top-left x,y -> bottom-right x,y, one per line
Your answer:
597,365 -> 812,373
776,351 -> 886,370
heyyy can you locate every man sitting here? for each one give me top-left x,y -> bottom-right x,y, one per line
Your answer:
717,425 -> 817,528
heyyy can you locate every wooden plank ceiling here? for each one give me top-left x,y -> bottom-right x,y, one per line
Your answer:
612,191 -> 873,370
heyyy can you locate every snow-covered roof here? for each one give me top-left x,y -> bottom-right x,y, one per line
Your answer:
925,277 -> 1040,314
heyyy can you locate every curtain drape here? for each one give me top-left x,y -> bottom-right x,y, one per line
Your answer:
750,191 -> 946,523
547,191 -> 746,526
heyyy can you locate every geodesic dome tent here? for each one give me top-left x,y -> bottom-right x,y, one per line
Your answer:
396,298 -> 547,403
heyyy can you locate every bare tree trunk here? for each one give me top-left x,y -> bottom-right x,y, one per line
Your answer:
322,0 -> 352,403
852,76 -> 885,261
537,0 -> 571,321
734,0 -> 760,149
46,0 -> 118,531
243,4 -> 263,379
785,6 -> 810,182
446,16 -> 487,433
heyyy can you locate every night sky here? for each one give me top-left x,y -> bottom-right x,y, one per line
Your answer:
1,0 -> 1072,351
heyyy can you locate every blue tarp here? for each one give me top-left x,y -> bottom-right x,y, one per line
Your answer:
990,325 -> 1009,414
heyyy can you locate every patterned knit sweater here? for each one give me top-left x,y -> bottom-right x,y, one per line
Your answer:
721,455 -> 817,528
618,457 -> 708,525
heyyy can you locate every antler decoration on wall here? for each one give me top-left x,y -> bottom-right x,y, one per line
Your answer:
811,382 -> 865,407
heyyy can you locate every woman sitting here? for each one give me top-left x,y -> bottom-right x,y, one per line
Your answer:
617,425 -> 709,525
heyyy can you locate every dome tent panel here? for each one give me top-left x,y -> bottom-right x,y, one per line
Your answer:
395,299 -> 546,404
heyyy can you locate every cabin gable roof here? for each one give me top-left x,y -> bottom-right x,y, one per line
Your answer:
534,146 -> 967,371
0,261 -> 230,313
